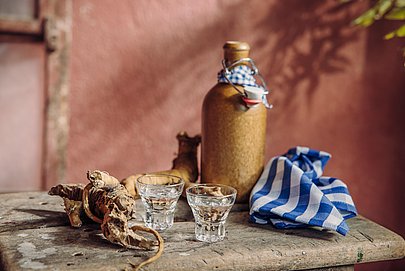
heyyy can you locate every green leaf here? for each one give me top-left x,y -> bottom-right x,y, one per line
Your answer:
397,24 -> 405,36
384,24 -> 405,39
385,7 -> 405,19
395,0 -> 405,8
353,9 -> 377,26
377,0 -> 393,17
384,31 -> 396,39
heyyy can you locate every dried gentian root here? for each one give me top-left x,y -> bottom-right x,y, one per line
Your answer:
48,132 -> 201,270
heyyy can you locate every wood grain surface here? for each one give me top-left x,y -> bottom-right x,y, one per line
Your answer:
0,192 -> 403,270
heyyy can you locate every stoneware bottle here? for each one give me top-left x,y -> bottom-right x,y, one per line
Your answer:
201,41 -> 267,203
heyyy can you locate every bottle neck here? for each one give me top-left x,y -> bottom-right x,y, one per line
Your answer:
224,50 -> 250,67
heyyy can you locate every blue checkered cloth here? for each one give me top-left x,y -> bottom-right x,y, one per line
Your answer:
218,65 -> 262,88
249,147 -> 357,235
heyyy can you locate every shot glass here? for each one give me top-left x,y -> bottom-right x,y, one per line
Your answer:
186,184 -> 237,243
136,174 -> 184,231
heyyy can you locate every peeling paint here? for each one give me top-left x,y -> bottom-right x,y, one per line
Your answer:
17,242 -> 57,269
179,252 -> 190,256
40,234 -> 55,240
20,260 -> 46,270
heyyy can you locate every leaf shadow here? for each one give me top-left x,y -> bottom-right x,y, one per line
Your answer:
253,0 -> 362,108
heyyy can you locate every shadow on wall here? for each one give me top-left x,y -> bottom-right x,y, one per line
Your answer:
115,0 -> 362,116
68,0 -> 366,178
253,0 -> 361,107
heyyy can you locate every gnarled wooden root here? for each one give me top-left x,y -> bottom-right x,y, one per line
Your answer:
49,184 -> 85,227
49,171 -> 162,270
127,226 -> 164,271
48,132 -> 201,270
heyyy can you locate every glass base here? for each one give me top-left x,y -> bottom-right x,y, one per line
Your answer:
145,210 -> 174,232
195,222 -> 226,243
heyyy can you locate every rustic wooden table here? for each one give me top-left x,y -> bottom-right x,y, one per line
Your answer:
0,192 -> 403,271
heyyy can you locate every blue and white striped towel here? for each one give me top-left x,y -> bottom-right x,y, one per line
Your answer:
249,147 -> 357,235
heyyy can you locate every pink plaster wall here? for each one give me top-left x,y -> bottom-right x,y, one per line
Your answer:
68,1 -> 404,269
0,43 -> 45,192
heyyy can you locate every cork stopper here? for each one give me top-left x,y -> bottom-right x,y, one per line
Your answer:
223,41 -> 250,64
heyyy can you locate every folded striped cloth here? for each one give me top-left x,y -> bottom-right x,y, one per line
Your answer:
249,147 -> 357,235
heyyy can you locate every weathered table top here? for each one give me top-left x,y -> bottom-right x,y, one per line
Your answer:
0,192 -> 403,271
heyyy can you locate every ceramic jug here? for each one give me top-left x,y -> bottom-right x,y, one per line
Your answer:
201,41 -> 270,203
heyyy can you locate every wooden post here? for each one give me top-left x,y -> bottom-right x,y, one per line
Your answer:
42,0 -> 72,189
